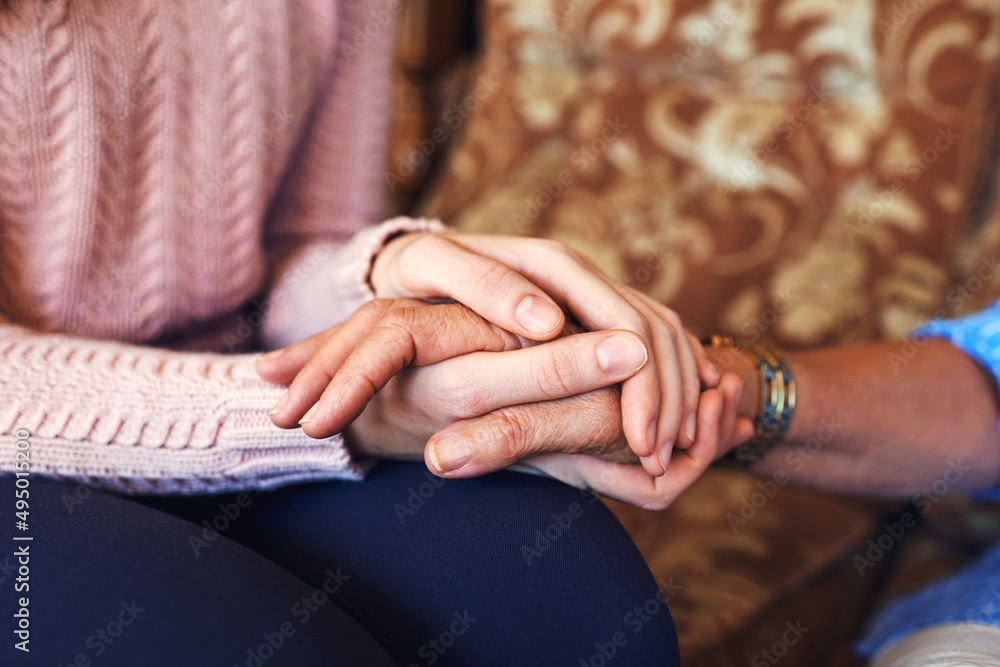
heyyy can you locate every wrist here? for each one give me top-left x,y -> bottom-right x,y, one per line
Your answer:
704,344 -> 759,419
369,231 -> 418,297
366,219 -> 448,298
704,336 -> 797,469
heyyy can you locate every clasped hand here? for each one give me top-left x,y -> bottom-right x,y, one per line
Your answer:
257,231 -> 751,509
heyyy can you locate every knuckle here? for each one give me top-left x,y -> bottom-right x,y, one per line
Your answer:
468,261 -> 517,300
657,306 -> 682,330
356,299 -> 393,323
451,385 -> 489,420
574,390 -> 624,451
300,356 -> 330,381
534,238 -> 572,257
432,370 -> 489,419
619,308 -> 650,335
486,409 -> 534,461
658,321 -> 679,345
380,309 -> 416,335
532,346 -> 579,398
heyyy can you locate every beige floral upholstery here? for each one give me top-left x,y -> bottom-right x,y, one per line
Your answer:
421,0 -> 1000,348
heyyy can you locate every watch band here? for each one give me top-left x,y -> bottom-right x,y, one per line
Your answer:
704,335 -> 796,469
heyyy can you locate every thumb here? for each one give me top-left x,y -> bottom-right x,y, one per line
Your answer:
424,391 -> 631,478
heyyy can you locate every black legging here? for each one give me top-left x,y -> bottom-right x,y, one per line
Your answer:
1,462 -> 680,666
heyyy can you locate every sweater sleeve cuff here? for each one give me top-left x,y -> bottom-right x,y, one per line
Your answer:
260,217 -> 446,350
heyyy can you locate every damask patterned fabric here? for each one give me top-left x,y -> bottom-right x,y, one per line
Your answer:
421,0 -> 1000,349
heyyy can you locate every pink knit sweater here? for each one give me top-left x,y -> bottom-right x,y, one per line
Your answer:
0,0 -> 441,493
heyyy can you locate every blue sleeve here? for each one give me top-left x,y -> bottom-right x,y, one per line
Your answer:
911,299 -> 1000,501
856,542 -> 1000,659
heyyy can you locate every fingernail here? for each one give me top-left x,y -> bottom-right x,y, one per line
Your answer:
259,349 -> 283,363
516,295 -> 562,336
646,420 -> 658,456
428,434 -> 471,473
735,383 -> 743,406
641,455 -> 665,477
299,404 -> 316,425
269,395 -> 288,416
658,441 -> 674,472
685,413 -> 696,442
597,335 -> 648,375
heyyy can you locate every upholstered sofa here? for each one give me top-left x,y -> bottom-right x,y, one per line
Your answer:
388,1 -> 1000,663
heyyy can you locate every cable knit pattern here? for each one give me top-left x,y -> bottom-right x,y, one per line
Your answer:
0,0 -> 434,493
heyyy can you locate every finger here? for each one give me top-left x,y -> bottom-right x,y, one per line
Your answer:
715,372 -> 755,456
689,331 -> 721,387
628,291 -> 699,462
629,293 -> 685,463
527,389 -> 725,510
255,327 -> 339,385
712,373 -> 742,452
266,300 -> 406,426
424,330 -> 647,419
388,233 -> 566,341
449,235 -> 663,459
290,304 -> 521,437
424,385 -> 637,477
258,298 -> 405,391
673,332 -> 711,451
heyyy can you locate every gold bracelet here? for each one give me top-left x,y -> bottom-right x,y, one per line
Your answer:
704,335 -> 796,469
